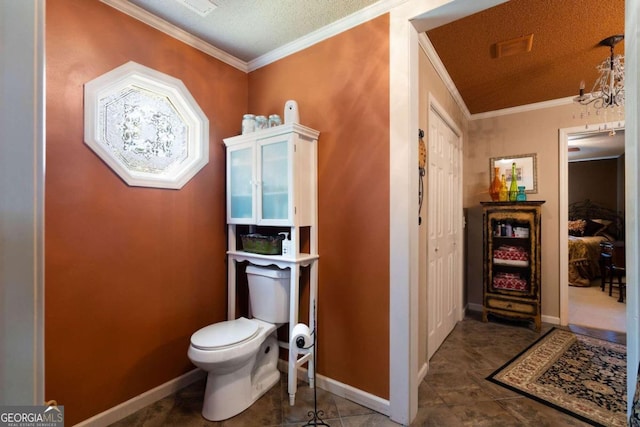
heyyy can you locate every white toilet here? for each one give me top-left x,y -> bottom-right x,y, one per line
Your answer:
188,264 -> 291,421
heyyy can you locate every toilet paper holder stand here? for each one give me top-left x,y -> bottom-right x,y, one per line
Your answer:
295,304 -> 329,427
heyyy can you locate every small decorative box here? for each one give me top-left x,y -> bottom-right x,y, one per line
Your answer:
513,227 -> 529,238
493,272 -> 528,291
493,245 -> 529,266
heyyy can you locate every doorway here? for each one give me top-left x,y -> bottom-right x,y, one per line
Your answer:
559,122 -> 625,332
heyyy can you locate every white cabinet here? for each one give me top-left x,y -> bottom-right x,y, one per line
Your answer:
223,123 -> 319,406
225,123 -> 317,227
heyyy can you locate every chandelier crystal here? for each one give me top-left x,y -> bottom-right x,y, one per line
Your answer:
574,35 -> 625,110
573,35 -> 624,133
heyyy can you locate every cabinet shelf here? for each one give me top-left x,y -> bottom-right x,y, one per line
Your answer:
481,201 -> 544,331
227,250 -> 319,267
492,260 -> 529,267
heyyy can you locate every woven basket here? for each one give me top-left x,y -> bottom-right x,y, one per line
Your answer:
240,234 -> 283,255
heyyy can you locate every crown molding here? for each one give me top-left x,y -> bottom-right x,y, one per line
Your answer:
102,0 -> 579,121
248,0 -> 409,71
102,0 -> 408,74
470,96 -> 575,120
418,33 -> 471,120
100,0 -> 248,73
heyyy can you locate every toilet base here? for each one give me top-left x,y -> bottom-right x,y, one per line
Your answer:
201,335 -> 279,421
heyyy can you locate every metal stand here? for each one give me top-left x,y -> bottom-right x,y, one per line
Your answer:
301,303 -> 328,427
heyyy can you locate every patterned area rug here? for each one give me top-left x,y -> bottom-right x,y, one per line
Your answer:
487,328 -> 627,427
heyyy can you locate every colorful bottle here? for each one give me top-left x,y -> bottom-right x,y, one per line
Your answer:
516,186 -> 527,201
509,162 -> 518,201
489,166 -> 501,201
498,174 -> 508,201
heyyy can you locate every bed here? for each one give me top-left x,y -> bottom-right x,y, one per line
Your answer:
568,200 -> 624,287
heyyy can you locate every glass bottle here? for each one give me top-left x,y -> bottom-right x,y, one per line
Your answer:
241,114 -> 255,134
489,166 -> 501,201
516,186 -> 527,201
498,174 -> 508,201
255,115 -> 268,130
509,162 -> 518,201
268,114 -> 282,127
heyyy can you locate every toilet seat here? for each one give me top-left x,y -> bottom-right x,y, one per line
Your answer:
191,317 -> 259,350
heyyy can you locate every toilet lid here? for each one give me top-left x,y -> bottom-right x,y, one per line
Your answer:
190,317 -> 259,350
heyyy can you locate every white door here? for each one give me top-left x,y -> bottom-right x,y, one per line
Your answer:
427,106 -> 462,359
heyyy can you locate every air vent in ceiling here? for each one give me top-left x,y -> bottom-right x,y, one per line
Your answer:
494,34 -> 534,58
175,0 -> 217,17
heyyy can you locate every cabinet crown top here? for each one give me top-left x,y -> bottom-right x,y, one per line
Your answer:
223,123 -> 319,146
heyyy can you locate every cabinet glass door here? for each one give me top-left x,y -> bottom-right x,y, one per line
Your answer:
228,144 -> 254,222
260,139 -> 289,223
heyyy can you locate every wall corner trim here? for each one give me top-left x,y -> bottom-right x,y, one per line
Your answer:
279,360 -> 391,417
418,33 -> 471,120
73,369 -> 206,427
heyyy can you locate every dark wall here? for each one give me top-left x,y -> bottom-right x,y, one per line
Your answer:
568,158 -> 623,211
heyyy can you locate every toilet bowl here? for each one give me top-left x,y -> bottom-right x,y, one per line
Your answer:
188,317 -> 279,421
187,265 -> 291,421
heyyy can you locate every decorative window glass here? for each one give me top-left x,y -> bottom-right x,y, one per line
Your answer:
84,61 -> 208,189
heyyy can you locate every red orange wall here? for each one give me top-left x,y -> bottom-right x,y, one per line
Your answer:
248,14 -> 391,398
45,1 -> 246,424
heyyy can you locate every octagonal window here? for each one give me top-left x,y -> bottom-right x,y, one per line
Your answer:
84,61 -> 209,189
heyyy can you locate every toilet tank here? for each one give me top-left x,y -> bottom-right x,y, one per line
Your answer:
246,265 -> 291,323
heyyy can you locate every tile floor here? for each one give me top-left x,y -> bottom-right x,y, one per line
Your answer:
109,312 -> 626,427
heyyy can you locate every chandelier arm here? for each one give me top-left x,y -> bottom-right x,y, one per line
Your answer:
573,34 -> 625,111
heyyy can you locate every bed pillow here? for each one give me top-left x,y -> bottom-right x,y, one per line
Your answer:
583,218 -> 609,236
568,219 -> 586,236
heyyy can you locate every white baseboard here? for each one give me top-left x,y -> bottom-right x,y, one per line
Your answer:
75,362 -> 391,426
467,302 -> 560,326
278,360 -> 390,416
417,362 -> 428,383
74,369 -> 205,427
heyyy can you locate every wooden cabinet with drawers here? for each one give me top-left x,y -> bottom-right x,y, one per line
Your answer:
481,201 -> 544,331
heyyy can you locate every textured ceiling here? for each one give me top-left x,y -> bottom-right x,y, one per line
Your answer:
426,0 -> 625,114
118,0 -> 625,116
128,0 -> 380,62
113,0 -> 626,158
